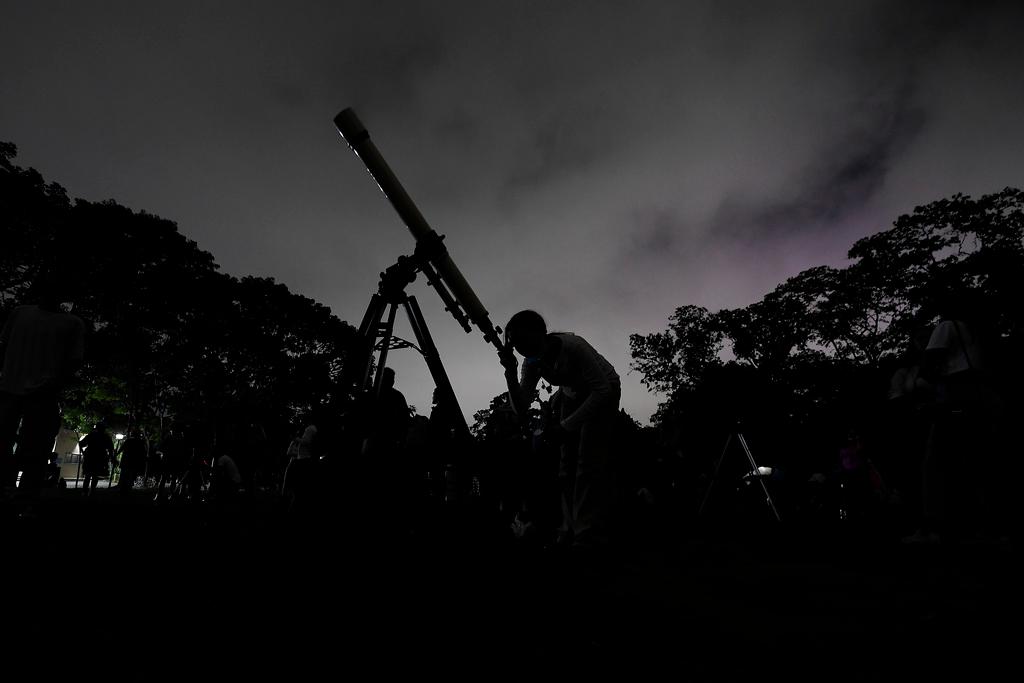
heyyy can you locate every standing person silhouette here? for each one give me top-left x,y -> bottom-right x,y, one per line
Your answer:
885,329 -> 933,518
79,422 -> 115,496
363,368 -> 411,528
904,290 -> 1003,544
117,428 -> 147,495
0,272 -> 84,493
363,368 -> 411,459
153,426 -> 187,502
282,420 -> 318,510
501,310 -> 621,553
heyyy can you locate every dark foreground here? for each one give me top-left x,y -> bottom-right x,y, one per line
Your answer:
2,487 -> 1019,680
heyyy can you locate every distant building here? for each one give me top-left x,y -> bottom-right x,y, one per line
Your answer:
52,427 -> 81,482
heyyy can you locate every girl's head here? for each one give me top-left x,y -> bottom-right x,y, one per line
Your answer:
505,310 -> 547,359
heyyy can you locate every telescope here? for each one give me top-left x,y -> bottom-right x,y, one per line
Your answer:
335,107 -> 509,462
334,108 -> 504,354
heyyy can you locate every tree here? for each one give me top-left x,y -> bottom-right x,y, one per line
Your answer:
0,142 -> 71,309
632,187 -> 1024,434
1,143 -> 360,447
848,188 -> 1024,345
628,305 -> 723,396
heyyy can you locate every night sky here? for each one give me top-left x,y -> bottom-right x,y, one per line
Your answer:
2,0 -> 1022,424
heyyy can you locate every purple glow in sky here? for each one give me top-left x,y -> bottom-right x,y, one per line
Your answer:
2,0 -> 1022,423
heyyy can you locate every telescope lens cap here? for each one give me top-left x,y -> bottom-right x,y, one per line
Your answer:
334,108 -> 369,146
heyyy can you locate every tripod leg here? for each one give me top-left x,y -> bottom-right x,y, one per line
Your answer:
699,433 -> 733,518
402,296 -> 471,439
371,303 -> 400,396
355,294 -> 389,391
404,296 -> 476,504
737,434 -> 782,522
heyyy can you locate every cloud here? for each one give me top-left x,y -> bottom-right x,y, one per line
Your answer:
499,101 -> 614,198
709,87 -> 928,241
2,0 -> 1021,425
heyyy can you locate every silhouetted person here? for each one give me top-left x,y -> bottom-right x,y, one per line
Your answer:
834,427 -> 885,523
146,438 -> 161,488
79,422 -> 115,496
211,452 -> 242,504
907,292 -> 1002,543
154,427 -> 187,502
426,386 -> 474,510
273,431 -> 299,494
212,415 -> 246,495
362,368 -> 411,527
177,435 -> 208,503
501,310 -> 621,552
405,413 -> 432,500
242,419 -> 270,494
282,421 -> 318,511
884,329 -> 933,518
282,428 -> 301,491
117,429 -> 147,495
363,368 -> 411,457
0,273 -> 84,492
512,391 -> 561,544
486,393 -> 530,529
426,388 -> 457,500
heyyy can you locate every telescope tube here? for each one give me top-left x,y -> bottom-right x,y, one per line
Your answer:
334,108 -> 503,351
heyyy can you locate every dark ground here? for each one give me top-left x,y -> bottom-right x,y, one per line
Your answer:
1,485 -> 1019,680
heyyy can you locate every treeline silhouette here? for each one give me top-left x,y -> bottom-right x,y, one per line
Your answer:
5,138 -> 1022,536
1,142 -> 359,454
630,187 -> 1023,528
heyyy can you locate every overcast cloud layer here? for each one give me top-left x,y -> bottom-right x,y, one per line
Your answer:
2,0 -> 1022,423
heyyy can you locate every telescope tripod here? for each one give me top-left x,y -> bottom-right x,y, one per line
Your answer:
353,248 -> 472,442
698,428 -> 781,522
336,107 -> 510,505
357,292 -> 470,441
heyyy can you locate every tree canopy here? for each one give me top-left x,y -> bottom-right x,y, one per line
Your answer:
630,188 -> 1024,439
1,143 -> 358,446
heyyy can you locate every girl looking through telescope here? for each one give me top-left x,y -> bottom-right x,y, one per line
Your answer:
501,310 -> 620,552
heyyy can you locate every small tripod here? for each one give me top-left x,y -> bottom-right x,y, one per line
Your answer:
699,426 -> 781,522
